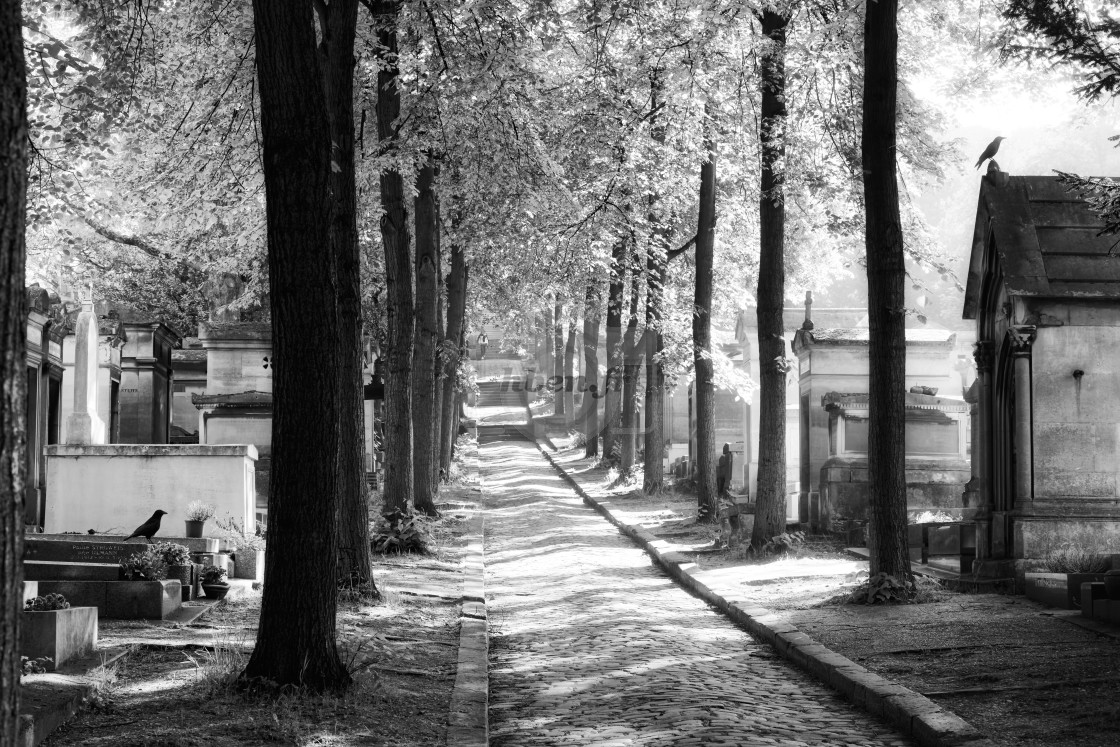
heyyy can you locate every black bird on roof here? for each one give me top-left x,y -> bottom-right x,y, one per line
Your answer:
125,510 -> 167,543
975,136 -> 1006,170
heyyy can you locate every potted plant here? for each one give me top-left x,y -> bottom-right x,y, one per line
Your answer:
21,593 -> 97,671
151,542 -> 194,600
200,564 -> 230,600
184,501 -> 216,538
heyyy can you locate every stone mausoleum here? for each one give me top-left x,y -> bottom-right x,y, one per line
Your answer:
964,172 -> 1120,575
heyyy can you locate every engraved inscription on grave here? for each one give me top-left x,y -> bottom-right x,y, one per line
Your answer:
24,540 -> 139,564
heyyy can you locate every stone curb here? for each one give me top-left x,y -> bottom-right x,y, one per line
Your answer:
446,512 -> 488,747
535,444 -> 996,747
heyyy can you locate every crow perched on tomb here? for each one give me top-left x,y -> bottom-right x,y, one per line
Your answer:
975,136 -> 1006,170
125,510 -> 167,543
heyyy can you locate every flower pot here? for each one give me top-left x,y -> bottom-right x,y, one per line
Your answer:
202,583 -> 230,600
1105,571 -> 1120,600
185,520 -> 205,538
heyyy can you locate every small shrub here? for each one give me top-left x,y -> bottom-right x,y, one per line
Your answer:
757,531 -> 806,556
151,542 -> 192,566
120,547 -> 168,581
200,564 -> 228,585
21,656 -> 52,675
371,510 -> 431,554
1040,543 -> 1109,574
185,500 -> 216,522
25,593 -> 70,611
847,572 -> 915,604
910,510 -> 961,524
215,516 -> 266,551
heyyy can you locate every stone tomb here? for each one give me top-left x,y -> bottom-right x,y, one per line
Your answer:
817,391 -> 971,532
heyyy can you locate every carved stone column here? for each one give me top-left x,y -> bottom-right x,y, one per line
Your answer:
969,340 -> 993,570
1009,325 -> 1036,514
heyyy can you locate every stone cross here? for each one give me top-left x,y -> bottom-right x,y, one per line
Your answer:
65,297 -> 104,445
802,290 -> 814,331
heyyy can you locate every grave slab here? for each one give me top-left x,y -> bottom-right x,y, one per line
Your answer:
25,561 -> 121,582
20,607 -> 98,670
36,580 -> 180,619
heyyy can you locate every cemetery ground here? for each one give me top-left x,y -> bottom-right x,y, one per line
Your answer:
542,437 -> 1120,747
34,444 -> 484,747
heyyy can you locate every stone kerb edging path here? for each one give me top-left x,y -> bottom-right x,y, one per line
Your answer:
535,444 -> 995,747
447,511 -> 488,747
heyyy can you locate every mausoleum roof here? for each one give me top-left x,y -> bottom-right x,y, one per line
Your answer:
963,174 -> 1120,318
796,327 -> 955,345
821,391 -> 969,413
191,390 -> 272,408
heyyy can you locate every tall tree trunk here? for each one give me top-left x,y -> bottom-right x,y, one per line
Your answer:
564,313 -> 578,417
864,0 -> 911,580
694,127 -> 718,523
643,68 -> 668,495
412,161 -> 439,516
603,239 -> 626,462
0,2 -> 28,735
432,218 -> 444,487
752,8 -> 790,549
440,245 -> 467,478
581,281 -> 602,457
375,6 -> 413,515
244,0 -> 348,690
620,255 -> 641,471
320,0 -> 372,589
553,301 -> 565,416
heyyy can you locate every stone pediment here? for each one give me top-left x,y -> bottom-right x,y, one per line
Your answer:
964,174 -> 1120,319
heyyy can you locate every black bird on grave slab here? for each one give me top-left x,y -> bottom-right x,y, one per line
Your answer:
125,510 -> 167,543
975,136 -> 1006,170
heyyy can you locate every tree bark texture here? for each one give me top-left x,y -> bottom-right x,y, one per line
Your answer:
643,69 -> 668,494
245,0 -> 348,690
694,131 -> 718,522
439,245 -> 467,478
432,222 -> 444,488
863,0 -> 912,580
375,6 -> 414,515
0,2 -> 27,736
752,9 -> 791,549
603,239 -> 626,461
320,0 -> 372,589
620,256 -> 641,472
553,301 -> 565,416
564,313 -> 578,417
412,161 -> 439,516
581,281 -> 602,457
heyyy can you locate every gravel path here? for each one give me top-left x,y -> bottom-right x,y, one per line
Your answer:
482,439 -> 916,747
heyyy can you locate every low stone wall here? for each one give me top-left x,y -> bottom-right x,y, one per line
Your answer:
44,444 -> 257,535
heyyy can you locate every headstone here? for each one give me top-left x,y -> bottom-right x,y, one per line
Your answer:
65,297 -> 104,445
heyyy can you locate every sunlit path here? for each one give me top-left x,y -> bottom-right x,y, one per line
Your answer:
482,440 -> 915,747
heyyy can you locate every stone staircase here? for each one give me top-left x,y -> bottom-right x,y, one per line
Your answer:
477,424 -> 532,444
476,379 -> 526,408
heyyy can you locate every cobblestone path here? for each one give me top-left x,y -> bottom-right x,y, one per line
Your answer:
483,439 -> 915,747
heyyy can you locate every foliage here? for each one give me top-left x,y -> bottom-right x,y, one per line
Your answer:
200,564 -> 228,586
120,547 -> 168,581
151,541 -> 191,566
371,510 -> 432,555
215,516 -> 266,552
24,593 -> 70,611
21,656 -> 52,675
847,572 -> 915,605
185,501 -> 216,522
910,510 -> 960,524
753,530 -> 807,557
1039,543 -> 1109,574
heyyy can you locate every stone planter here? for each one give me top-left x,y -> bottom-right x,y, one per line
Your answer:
1024,572 -> 1107,609
202,583 -> 230,600
1105,571 -> 1120,600
21,606 -> 98,670
233,549 -> 264,582
166,564 -> 194,601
